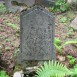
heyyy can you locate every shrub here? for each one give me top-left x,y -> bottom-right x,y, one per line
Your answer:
49,0 -> 69,13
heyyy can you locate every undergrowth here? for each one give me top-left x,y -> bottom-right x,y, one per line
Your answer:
0,71 -> 9,77
0,4 -> 7,13
54,38 -> 77,53
36,61 -> 77,77
49,0 -> 69,13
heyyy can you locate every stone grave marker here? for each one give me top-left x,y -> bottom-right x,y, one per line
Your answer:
17,0 -> 55,67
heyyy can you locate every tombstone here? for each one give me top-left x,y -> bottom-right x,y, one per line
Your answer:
17,0 -> 55,67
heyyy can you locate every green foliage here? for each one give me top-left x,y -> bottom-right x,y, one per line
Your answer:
51,0 -> 69,12
67,28 -> 74,37
71,64 -> 77,77
5,47 -> 11,51
0,4 -> 7,13
59,17 -> 67,23
14,48 -> 20,57
6,22 -> 17,29
54,38 -> 62,53
35,61 -> 72,77
67,55 -> 76,65
61,40 -> 77,48
54,38 -> 61,45
0,70 -> 9,77
5,38 -> 11,42
35,61 -> 77,77
54,38 -> 77,53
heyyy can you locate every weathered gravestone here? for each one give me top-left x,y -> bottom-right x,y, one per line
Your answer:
17,0 -> 55,67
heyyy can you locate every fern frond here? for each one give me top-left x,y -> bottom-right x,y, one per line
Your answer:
70,64 -> 77,76
36,61 -> 72,77
61,40 -> 77,48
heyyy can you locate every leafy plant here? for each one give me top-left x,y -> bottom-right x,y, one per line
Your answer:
5,47 -> 11,51
36,61 -> 72,77
54,38 -> 61,45
59,17 -> 67,23
51,0 -> 69,12
54,38 -> 77,53
0,4 -> 7,13
14,48 -> 20,57
54,38 -> 62,53
61,40 -> 77,48
35,61 -> 77,77
67,55 -> 76,65
71,64 -> 77,77
0,70 -> 9,77
36,61 -> 77,77
6,22 -> 17,29
67,28 -> 74,38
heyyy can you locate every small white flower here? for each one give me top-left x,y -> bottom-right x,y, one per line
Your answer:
13,70 -> 24,77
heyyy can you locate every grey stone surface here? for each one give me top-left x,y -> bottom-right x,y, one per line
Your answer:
17,6 -> 55,62
4,0 -> 20,12
5,0 -> 35,7
4,0 -> 55,12
41,0 -> 55,7
0,0 -> 4,3
4,0 -> 35,12
70,16 -> 77,30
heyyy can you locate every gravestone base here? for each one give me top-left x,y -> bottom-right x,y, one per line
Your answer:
17,53 -> 51,67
